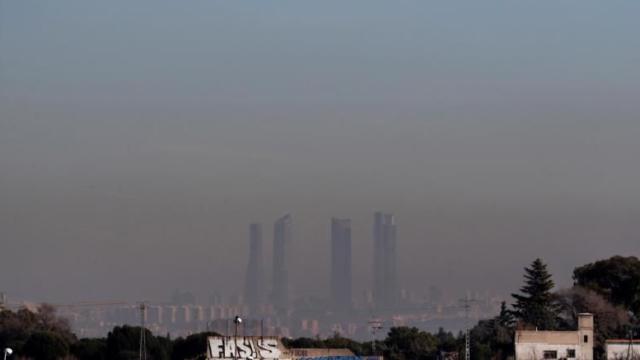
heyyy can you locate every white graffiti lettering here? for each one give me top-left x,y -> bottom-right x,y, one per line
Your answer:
208,337 -> 282,359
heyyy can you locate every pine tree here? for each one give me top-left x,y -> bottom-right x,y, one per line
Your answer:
511,258 -> 558,330
497,301 -> 514,327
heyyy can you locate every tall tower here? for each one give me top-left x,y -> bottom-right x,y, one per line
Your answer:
373,212 -> 397,309
272,214 -> 292,313
244,223 -> 264,312
578,313 -> 594,360
331,218 -> 352,311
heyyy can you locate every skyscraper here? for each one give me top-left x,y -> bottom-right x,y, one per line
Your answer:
244,223 -> 264,312
331,218 -> 352,311
373,211 -> 397,309
272,214 -> 292,313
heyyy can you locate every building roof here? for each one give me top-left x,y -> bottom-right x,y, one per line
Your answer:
606,339 -> 640,344
289,348 -> 355,357
516,330 -> 581,345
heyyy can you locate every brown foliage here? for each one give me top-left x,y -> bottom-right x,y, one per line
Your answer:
555,286 -> 630,351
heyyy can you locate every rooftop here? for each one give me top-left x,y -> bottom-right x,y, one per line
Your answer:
606,339 -> 640,344
516,330 -> 581,345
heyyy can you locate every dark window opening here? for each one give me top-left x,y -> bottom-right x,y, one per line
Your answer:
567,349 -> 576,358
583,335 -> 589,343
544,351 -> 558,359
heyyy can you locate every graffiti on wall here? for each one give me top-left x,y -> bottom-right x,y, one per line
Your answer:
206,336 -> 380,360
208,337 -> 282,359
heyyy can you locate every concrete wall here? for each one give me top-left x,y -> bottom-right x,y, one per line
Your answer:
516,342 -> 585,360
605,343 -> 640,360
205,336 -> 377,360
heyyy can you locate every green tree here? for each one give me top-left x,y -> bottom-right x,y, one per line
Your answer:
512,258 -> 558,330
107,325 -> 170,360
434,327 -> 458,354
71,338 -> 108,360
23,331 -> 70,360
384,326 -> 438,360
497,301 -> 514,327
171,332 -> 219,360
555,286 -> 631,358
573,256 -> 640,315
323,333 -> 366,355
0,305 -> 76,358
468,306 -> 514,360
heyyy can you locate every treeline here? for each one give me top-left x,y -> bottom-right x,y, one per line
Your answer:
283,326 -> 465,359
1,255 -> 639,360
282,301 -> 511,360
287,255 -> 640,360
0,306 -> 215,360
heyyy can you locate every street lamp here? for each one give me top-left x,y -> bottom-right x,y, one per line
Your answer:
3,348 -> 13,360
233,316 -> 243,359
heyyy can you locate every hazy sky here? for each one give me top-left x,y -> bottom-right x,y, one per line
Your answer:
1,1 -> 639,304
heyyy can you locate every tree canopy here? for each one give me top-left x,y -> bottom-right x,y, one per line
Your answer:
511,258 -> 559,330
0,304 -> 76,359
573,255 -> 640,315
383,326 -> 439,360
23,331 -> 70,360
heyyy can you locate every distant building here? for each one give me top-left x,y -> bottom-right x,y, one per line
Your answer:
245,223 -> 265,312
605,339 -> 640,360
331,217 -> 352,311
273,214 -> 292,313
515,313 -> 594,360
372,212 -> 397,309
429,285 -> 444,305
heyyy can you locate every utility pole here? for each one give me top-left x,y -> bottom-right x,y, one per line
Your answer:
138,302 -> 147,360
626,319 -> 639,360
260,319 -> 264,344
459,297 -> 477,360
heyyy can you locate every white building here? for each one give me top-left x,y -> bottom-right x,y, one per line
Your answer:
605,339 -> 640,360
515,313 -> 593,360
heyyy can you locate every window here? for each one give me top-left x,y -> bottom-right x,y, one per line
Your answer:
583,335 -> 589,343
544,351 -> 558,359
567,349 -> 576,358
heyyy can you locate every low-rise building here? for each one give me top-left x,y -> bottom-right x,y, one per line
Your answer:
515,313 -> 593,360
205,336 -> 381,360
605,339 -> 640,360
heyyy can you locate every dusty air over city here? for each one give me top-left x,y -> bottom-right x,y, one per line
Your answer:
1,1 -> 639,360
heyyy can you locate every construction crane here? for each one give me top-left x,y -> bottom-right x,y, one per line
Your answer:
0,296 -> 130,310
50,301 -> 131,310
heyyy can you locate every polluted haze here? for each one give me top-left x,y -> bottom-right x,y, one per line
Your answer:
1,1 -> 639,304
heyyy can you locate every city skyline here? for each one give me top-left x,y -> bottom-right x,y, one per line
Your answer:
2,3 -> 640,359
2,1 -> 639,306
272,214 -> 292,314
331,217 -> 352,312
244,213 -> 400,310
244,223 -> 264,312
373,212 -> 398,309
